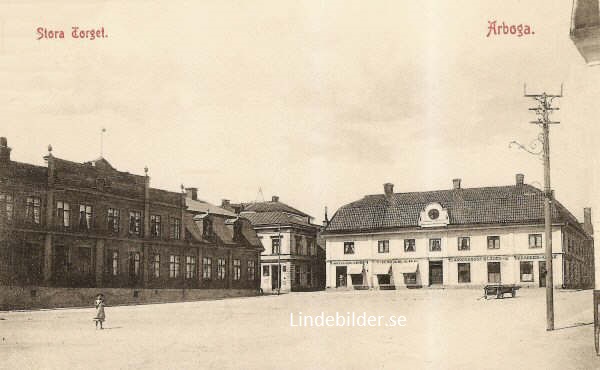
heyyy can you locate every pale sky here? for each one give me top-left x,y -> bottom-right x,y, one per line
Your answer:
2,0 -> 599,222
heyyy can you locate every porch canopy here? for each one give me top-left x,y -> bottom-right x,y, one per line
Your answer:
346,264 -> 364,274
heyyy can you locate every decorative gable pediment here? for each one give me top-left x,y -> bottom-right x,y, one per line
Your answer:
418,202 -> 449,228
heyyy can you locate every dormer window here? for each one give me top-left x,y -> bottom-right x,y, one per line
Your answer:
233,219 -> 243,241
428,209 -> 439,220
203,217 -> 213,239
419,203 -> 449,228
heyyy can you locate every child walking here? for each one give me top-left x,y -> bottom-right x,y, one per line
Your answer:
93,294 -> 106,330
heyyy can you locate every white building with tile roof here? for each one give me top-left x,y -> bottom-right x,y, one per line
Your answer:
322,174 -> 594,290
226,195 -> 325,293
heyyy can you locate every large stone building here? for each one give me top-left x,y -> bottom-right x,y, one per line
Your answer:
0,138 -> 262,309
322,175 -> 594,290
225,196 -> 325,293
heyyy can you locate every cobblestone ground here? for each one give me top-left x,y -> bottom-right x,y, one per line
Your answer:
0,288 -> 597,369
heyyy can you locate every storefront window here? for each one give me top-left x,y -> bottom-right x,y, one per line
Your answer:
487,262 -> 501,283
458,263 -> 470,283
520,261 -> 533,282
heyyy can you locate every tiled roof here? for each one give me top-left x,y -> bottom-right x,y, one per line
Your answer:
325,184 -> 582,233
242,200 -> 311,218
186,198 -> 237,217
185,213 -> 262,249
240,211 -> 316,228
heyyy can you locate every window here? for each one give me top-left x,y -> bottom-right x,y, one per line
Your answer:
308,239 -> 316,256
295,265 -> 301,285
152,254 -> 160,278
487,236 -> 500,249
404,273 -> 417,285
429,239 -> 441,252
129,211 -> 142,235
25,196 -> 41,224
247,260 -> 256,280
169,255 -> 180,278
457,237 -> 470,251
343,242 -> 355,254
271,237 -> 281,254
150,215 -> 161,238
129,252 -> 141,278
295,235 -> 304,255
378,240 -> 390,253
185,256 -> 196,279
56,201 -> 70,228
233,220 -> 243,241
202,257 -> 212,280
107,208 -> 120,233
217,258 -> 226,280
404,239 -> 416,252
79,204 -> 93,230
487,262 -> 501,283
520,261 -> 533,282
262,265 -> 270,276
529,234 -> 542,249
203,218 -> 213,239
111,251 -> 119,276
458,263 -> 471,283
0,193 -> 13,222
233,259 -> 241,281
170,217 -> 181,239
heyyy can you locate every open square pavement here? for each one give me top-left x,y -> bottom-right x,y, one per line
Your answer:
1,288 -> 597,369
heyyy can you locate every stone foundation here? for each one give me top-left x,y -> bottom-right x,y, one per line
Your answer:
0,285 -> 258,311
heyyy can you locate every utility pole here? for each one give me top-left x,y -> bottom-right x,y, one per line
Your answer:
523,84 -> 563,331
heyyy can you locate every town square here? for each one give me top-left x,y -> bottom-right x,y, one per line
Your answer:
3,1 -> 600,369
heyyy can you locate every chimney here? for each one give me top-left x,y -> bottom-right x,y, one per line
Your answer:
272,195 -> 279,202
516,173 -> 525,186
185,187 -> 198,200
0,137 -> 11,163
383,183 -> 394,199
221,199 -> 230,208
584,207 -> 593,236
452,178 -> 461,190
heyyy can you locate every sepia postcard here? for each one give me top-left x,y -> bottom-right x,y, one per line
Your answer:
2,1 -> 600,369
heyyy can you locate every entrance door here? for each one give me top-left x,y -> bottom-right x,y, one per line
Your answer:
336,266 -> 347,287
429,261 -> 443,285
539,261 -> 547,287
271,265 -> 280,290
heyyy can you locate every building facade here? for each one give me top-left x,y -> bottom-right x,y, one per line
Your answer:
0,137 -> 262,307
322,175 -> 594,290
225,196 -> 325,293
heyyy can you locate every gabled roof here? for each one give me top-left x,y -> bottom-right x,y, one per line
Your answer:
242,200 -> 311,218
185,213 -> 263,249
186,198 -> 236,217
240,211 -> 316,228
325,184 -> 583,233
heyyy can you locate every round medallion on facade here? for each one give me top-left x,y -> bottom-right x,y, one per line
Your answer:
428,209 -> 439,220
